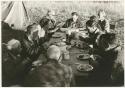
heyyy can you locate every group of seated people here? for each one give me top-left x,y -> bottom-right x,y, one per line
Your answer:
2,9 -> 124,87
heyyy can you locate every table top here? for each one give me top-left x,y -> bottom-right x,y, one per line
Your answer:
49,32 -> 66,44
62,47 -> 92,77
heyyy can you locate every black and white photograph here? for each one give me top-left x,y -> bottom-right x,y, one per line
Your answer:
1,0 -> 124,87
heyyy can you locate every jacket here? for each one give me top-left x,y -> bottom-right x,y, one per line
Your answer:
63,18 -> 83,28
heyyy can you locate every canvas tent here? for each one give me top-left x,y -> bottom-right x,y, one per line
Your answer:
2,1 -> 30,30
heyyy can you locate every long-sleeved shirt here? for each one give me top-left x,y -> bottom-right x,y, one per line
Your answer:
20,34 -> 43,61
63,18 -> 83,28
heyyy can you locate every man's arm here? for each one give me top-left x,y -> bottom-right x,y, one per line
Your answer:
105,20 -> 110,33
62,19 -> 71,28
21,39 -> 41,59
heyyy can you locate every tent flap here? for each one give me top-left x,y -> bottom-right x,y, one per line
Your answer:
2,1 -> 30,30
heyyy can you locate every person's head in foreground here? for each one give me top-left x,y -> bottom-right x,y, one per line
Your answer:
47,45 -> 62,62
23,45 -> 73,87
98,10 -> 106,21
26,23 -> 45,41
7,39 -> 21,55
71,12 -> 79,22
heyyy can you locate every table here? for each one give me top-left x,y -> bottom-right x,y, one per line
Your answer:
36,34 -> 93,86
47,31 -> 92,77
62,47 -> 91,77
61,47 -> 93,86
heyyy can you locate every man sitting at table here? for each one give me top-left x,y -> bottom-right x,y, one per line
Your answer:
2,39 -> 22,86
62,12 -> 83,43
63,12 -> 83,28
86,15 -> 100,45
21,23 -> 45,62
2,39 -> 35,86
23,45 -> 73,87
39,10 -> 61,41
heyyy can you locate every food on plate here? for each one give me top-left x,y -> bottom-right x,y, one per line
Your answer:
77,64 -> 93,72
77,54 -> 90,60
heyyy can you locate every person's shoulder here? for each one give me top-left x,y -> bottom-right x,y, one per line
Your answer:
59,63 -> 73,79
60,63 -> 72,72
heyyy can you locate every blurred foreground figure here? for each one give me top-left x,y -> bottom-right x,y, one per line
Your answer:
47,45 -> 62,62
2,39 -> 32,86
6,39 -> 22,55
2,39 -> 22,86
23,45 -> 73,87
90,33 -> 124,86
111,48 -> 124,86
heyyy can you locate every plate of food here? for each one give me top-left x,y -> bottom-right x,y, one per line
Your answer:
52,32 -> 65,38
77,64 -> 93,72
52,33 -> 62,38
60,28 -> 68,32
77,54 -> 90,60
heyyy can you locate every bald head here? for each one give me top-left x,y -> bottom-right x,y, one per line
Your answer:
7,39 -> 22,55
47,45 -> 61,61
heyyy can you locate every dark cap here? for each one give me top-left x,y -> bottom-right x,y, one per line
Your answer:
90,15 -> 96,20
71,12 -> 78,16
